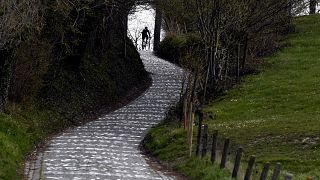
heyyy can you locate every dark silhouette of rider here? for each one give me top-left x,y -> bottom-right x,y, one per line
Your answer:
142,27 -> 151,44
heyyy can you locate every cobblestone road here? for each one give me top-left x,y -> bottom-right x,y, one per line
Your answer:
25,51 -> 185,180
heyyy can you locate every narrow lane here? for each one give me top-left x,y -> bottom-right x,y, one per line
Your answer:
26,51 -> 185,180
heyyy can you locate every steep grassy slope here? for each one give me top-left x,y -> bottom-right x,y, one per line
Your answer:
205,14 -> 320,178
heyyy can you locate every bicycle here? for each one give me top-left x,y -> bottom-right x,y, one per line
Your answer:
142,37 -> 151,50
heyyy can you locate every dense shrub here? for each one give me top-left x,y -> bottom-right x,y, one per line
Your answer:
158,33 -> 202,67
158,34 -> 187,64
3,0 -> 148,122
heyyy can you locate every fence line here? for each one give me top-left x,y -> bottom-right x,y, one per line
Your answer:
194,110 -> 315,180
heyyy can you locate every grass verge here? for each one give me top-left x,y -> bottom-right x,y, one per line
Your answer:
0,105 -> 65,180
143,113 -> 231,180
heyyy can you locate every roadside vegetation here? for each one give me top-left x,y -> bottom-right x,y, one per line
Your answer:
0,108 -> 64,179
0,0 -> 147,179
144,10 -> 320,180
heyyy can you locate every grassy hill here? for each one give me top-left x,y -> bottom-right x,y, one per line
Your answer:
205,14 -> 320,178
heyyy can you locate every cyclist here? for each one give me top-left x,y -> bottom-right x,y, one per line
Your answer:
142,27 -> 151,49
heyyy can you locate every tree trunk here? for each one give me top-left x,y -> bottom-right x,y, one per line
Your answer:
237,43 -> 241,82
0,50 -> 12,112
123,14 -> 128,57
310,0 -> 317,14
154,6 -> 163,52
241,36 -> 248,70
288,0 -> 293,16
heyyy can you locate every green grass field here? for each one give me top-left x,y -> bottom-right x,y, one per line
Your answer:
204,14 -> 320,178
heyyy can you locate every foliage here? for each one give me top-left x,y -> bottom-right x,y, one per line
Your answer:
1,0 -> 147,120
9,39 -> 52,103
0,0 -> 43,49
158,33 -> 202,67
158,34 -> 187,64
204,14 -> 320,178
39,36 -> 146,120
0,0 -> 140,111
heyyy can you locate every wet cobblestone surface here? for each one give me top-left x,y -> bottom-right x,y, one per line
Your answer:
25,51 -> 185,180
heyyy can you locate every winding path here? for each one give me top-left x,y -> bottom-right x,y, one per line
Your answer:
25,51 -> 185,180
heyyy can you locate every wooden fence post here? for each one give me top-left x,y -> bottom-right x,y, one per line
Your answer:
244,155 -> 256,180
271,163 -> 281,180
183,97 -> 187,129
284,173 -> 293,180
260,163 -> 270,180
232,147 -> 243,178
201,125 -> 208,157
196,111 -> 203,157
188,111 -> 195,157
220,138 -> 230,169
211,130 -> 218,163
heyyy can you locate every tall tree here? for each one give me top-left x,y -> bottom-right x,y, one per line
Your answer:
0,50 -> 11,112
154,4 -> 163,52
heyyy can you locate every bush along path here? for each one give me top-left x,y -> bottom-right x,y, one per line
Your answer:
24,51 -> 185,180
